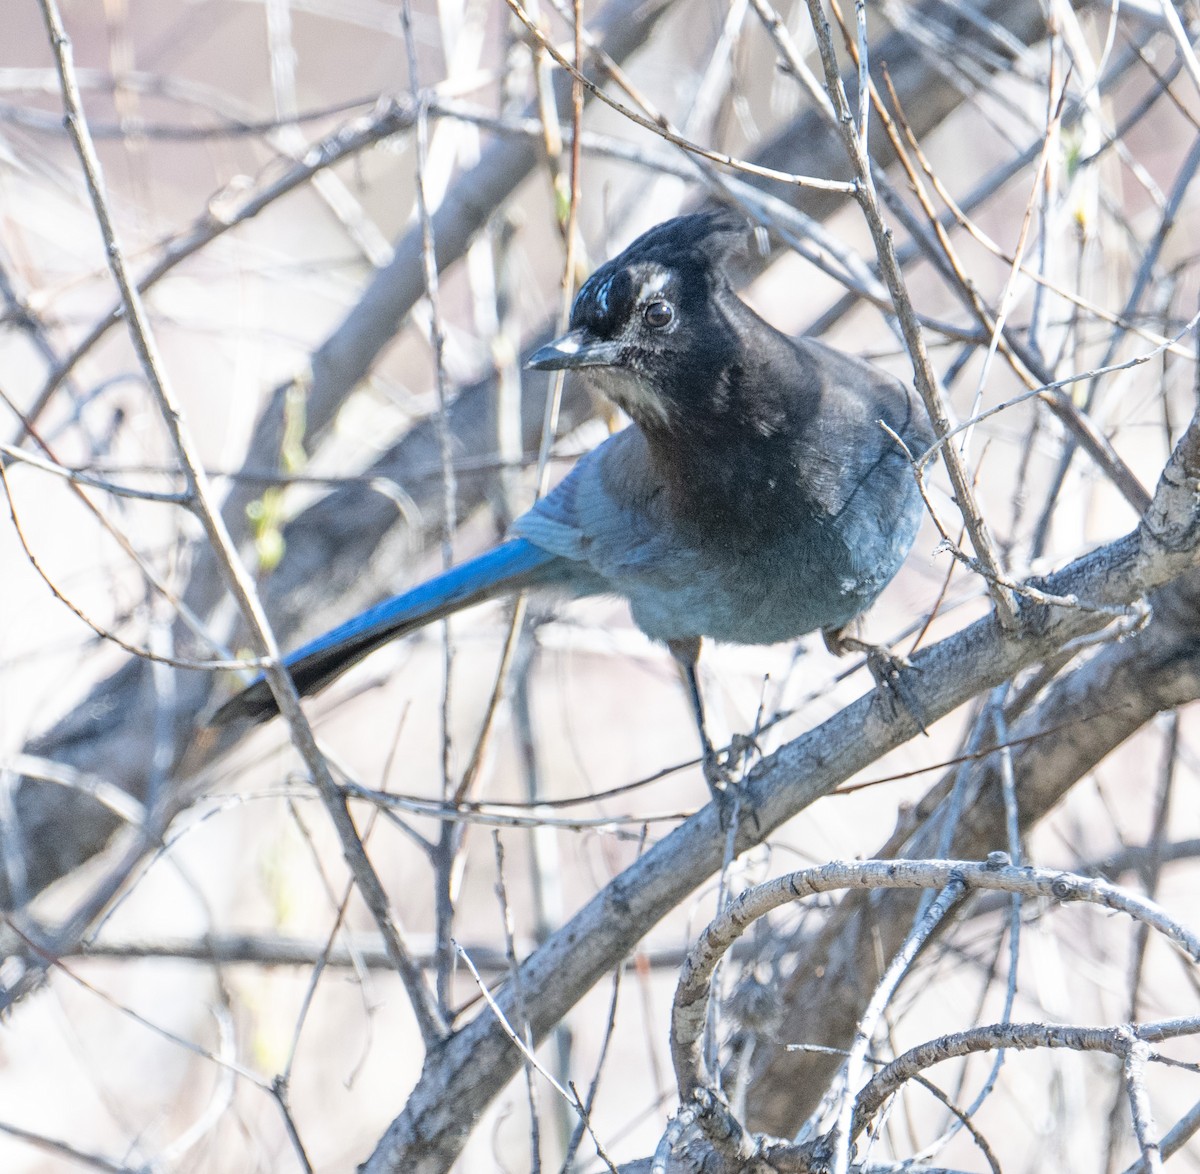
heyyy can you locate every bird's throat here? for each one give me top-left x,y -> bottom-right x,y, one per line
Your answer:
590,367 -> 673,430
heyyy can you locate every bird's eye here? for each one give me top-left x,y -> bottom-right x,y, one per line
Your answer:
643,300 -> 674,328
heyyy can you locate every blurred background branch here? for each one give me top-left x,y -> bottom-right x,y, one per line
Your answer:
1,0 -> 1199,1170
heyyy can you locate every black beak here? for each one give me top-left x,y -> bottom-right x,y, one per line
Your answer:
526,328 -> 621,371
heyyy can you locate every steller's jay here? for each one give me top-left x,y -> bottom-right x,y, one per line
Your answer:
214,211 -> 932,790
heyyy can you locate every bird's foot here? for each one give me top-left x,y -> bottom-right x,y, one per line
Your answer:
702,735 -> 762,831
824,630 -> 928,734
701,732 -> 758,794
865,647 -> 928,733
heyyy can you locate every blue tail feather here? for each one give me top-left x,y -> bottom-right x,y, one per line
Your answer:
214,539 -> 564,724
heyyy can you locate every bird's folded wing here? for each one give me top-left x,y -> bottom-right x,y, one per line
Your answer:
510,427 -> 682,589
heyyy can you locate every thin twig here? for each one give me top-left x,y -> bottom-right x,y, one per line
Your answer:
454,941 -> 620,1173
802,0 -> 1019,626
35,0 -> 447,1048
505,0 -> 855,194
830,879 -> 967,1174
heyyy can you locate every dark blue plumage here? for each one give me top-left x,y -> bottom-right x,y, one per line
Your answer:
214,212 -> 931,783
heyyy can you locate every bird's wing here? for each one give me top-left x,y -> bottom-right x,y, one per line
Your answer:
511,427 -> 681,588
213,538 -> 566,725
789,338 -> 930,521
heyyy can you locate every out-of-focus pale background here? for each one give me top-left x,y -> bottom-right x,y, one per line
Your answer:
1,0 -> 1199,1170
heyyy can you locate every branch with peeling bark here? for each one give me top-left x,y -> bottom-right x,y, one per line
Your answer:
357,404 -> 1200,1172
661,861 -> 1198,1174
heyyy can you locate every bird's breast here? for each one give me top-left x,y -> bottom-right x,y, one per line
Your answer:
621,521 -> 876,646
619,457 -> 924,648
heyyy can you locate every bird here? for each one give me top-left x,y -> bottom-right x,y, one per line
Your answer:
213,211 -> 932,792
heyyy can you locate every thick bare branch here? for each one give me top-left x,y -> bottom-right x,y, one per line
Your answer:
358,408 -> 1200,1171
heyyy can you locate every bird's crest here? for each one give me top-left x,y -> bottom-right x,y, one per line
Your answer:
606,210 -> 751,274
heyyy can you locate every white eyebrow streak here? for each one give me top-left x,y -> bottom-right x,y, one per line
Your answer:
636,272 -> 668,302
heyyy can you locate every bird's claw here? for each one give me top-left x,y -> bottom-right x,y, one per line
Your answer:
702,748 -> 736,800
701,733 -> 757,794
702,736 -> 762,831
824,627 -> 928,734
863,646 -> 928,734
727,730 -> 762,772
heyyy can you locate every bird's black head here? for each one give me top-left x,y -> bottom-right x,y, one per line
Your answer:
527,211 -> 753,430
